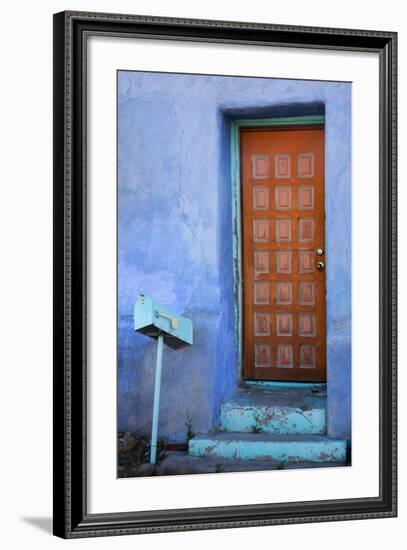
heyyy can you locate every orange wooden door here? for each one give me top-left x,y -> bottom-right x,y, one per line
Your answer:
241,126 -> 326,381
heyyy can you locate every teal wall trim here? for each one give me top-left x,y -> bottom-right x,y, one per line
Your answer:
230,123 -> 242,381
234,115 -> 325,128
244,380 -> 326,391
230,116 -> 325,382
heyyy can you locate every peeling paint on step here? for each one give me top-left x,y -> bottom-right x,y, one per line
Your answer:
220,396 -> 326,435
189,433 -> 347,463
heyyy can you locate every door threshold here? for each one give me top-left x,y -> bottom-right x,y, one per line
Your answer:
242,380 -> 326,391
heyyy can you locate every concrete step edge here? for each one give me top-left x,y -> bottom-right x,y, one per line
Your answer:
189,433 -> 348,463
220,403 -> 326,435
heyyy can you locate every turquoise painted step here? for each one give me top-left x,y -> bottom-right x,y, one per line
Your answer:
189,433 -> 347,463
220,389 -> 326,435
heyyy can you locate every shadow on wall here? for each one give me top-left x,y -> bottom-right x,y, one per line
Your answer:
221,101 -> 325,121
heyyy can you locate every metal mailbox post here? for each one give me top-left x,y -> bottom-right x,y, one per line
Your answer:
134,294 -> 193,464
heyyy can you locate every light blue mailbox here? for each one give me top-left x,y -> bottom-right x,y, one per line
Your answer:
134,294 -> 193,349
134,294 -> 193,464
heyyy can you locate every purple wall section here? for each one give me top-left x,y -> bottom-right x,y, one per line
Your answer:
117,71 -> 351,442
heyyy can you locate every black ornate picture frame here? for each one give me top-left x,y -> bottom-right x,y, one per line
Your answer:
53,11 -> 397,538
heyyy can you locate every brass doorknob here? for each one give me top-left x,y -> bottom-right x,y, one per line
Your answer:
316,261 -> 325,272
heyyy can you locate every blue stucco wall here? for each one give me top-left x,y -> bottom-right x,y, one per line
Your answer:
118,71 -> 352,442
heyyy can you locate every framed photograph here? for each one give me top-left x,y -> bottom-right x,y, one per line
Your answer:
53,10 -> 397,538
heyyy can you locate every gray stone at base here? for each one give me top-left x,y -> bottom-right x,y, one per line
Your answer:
136,463 -> 156,476
152,451 -> 346,476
